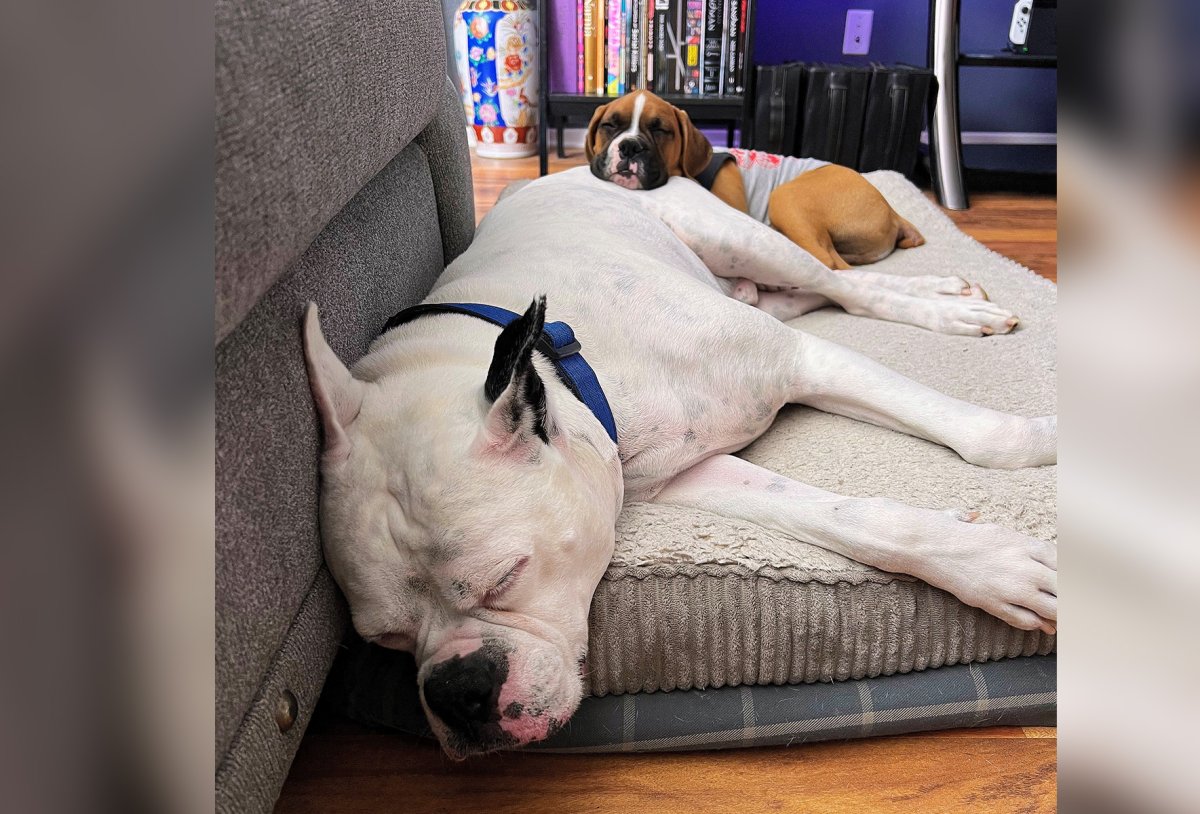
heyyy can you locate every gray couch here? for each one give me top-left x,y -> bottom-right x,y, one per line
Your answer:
215,1 -> 474,809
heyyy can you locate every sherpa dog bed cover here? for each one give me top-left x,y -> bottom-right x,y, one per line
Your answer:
334,170 -> 1057,746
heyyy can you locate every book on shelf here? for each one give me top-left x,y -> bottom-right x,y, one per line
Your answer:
576,0 -> 585,92
562,0 -> 749,98
702,0 -> 724,95
684,0 -> 703,95
628,0 -> 642,91
606,0 -> 621,94
727,0 -> 749,94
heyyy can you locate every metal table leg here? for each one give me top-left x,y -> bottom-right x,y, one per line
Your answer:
928,0 -> 969,209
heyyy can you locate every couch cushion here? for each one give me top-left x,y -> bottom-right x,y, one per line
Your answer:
215,0 -> 446,343
216,141 -> 447,769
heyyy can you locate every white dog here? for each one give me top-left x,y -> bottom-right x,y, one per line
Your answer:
303,167 -> 1057,758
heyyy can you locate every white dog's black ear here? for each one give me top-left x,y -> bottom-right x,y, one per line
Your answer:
302,302 -> 366,461
481,296 -> 552,447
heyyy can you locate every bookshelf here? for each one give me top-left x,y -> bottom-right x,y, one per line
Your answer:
535,0 -> 757,176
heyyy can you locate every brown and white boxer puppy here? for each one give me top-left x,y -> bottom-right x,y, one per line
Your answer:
585,89 -> 927,271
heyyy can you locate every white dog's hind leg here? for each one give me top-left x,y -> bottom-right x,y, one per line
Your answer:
652,455 -> 1057,634
789,330 -> 1057,469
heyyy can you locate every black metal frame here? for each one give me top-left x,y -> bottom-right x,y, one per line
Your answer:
536,0 -> 757,175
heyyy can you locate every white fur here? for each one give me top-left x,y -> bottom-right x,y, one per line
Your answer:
304,167 -> 1057,755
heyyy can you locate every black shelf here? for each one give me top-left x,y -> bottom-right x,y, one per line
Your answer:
958,51 -> 1056,68
536,3 -> 757,175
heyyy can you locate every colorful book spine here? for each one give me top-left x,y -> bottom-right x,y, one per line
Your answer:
583,0 -> 597,93
645,0 -> 655,88
607,0 -> 622,94
593,0 -> 607,93
684,0 -> 703,95
577,0 -> 585,93
620,0 -> 629,92
702,0 -> 724,95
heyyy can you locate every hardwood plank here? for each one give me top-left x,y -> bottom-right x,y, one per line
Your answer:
277,725 -> 1056,814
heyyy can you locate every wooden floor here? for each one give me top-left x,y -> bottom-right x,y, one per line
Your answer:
275,149 -> 1057,814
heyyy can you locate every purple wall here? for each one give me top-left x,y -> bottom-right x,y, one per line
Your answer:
546,0 -> 1055,172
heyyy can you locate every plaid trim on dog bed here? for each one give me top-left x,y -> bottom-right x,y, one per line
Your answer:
334,645 -> 1054,752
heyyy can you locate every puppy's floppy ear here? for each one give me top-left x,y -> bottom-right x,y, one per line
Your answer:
584,102 -> 611,161
303,303 -> 366,462
480,296 -> 553,452
674,107 -> 713,180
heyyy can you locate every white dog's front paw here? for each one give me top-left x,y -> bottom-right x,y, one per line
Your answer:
936,299 -> 1020,336
906,514 -> 1058,635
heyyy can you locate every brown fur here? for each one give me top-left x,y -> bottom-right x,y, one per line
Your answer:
586,91 -> 926,270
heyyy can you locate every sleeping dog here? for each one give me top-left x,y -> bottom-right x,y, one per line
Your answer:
584,90 -> 993,326
304,158 -> 1056,759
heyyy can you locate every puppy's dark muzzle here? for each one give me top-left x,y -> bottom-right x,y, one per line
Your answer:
590,136 -> 669,189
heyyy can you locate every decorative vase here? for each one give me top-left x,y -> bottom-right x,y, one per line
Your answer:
453,0 -> 539,158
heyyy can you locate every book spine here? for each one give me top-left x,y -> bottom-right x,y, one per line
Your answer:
577,0 -> 585,93
594,0 -> 607,93
653,1 -> 670,94
648,0 -> 657,90
702,0 -> 723,95
620,0 -> 629,93
607,0 -> 621,94
629,0 -> 642,90
684,0 -> 703,95
718,0 -> 729,95
733,0 -> 748,94
584,0 -> 597,92
723,0 -> 739,94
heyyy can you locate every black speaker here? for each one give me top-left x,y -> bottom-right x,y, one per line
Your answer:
797,63 -> 870,167
750,63 -> 803,154
857,63 -> 934,175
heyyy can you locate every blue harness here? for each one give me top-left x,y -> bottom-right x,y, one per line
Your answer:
380,303 -> 619,445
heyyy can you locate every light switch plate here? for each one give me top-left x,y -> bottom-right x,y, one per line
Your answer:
843,9 -> 874,55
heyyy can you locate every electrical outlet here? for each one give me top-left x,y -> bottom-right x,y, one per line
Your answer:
843,9 -> 873,55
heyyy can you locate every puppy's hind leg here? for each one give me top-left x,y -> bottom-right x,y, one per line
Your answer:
896,216 -> 925,249
652,455 -> 1057,634
787,330 -> 1056,469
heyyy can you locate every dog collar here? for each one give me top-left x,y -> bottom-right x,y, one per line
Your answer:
379,303 -> 619,445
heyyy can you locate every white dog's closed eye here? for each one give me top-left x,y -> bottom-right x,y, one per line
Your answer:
372,631 -> 415,651
482,556 -> 530,607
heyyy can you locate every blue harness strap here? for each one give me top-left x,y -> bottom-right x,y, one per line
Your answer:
379,303 -> 619,445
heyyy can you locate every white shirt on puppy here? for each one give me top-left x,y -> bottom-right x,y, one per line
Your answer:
712,148 -> 829,225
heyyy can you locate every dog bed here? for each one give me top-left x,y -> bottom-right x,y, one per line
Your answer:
333,170 -> 1057,743
335,647 -> 1054,750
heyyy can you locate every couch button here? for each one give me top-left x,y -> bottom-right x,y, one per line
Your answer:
275,690 -> 298,732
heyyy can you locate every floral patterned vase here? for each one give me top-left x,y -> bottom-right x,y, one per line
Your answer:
453,0 -> 539,158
